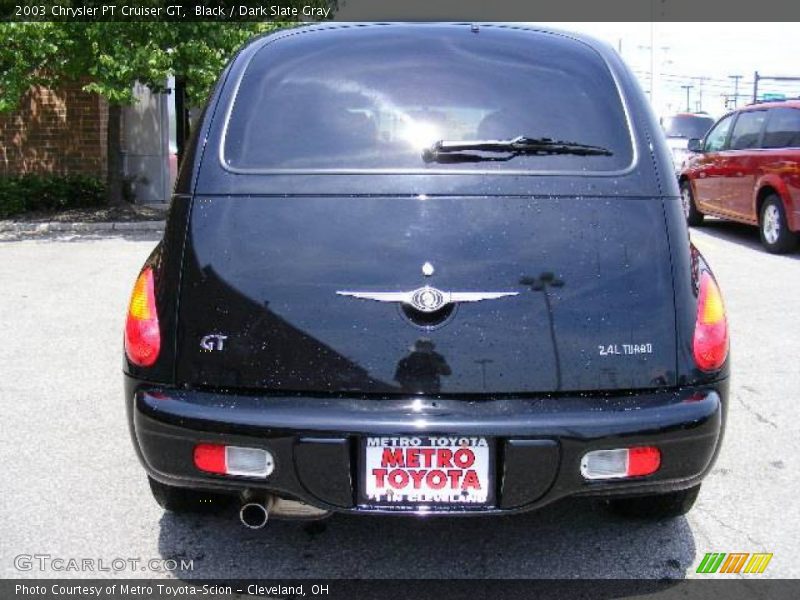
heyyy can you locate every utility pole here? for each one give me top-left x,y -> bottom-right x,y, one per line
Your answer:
753,71 -> 760,103
751,74 -> 800,103
650,22 -> 655,109
636,25 -> 669,113
681,85 -> 694,112
519,273 -> 564,391
729,75 -> 743,108
474,359 -> 494,391
692,77 -> 709,112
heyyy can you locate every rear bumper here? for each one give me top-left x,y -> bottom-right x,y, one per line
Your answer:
127,376 -> 727,515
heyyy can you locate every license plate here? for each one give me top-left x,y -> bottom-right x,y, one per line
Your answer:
361,435 -> 494,507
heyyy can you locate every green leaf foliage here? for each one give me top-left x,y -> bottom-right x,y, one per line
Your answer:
0,20 -> 300,109
0,174 -> 107,218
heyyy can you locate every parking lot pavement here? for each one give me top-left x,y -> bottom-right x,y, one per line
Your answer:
0,223 -> 798,580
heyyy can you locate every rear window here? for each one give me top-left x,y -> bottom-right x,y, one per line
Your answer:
763,107 -> 800,148
222,26 -> 634,173
662,115 -> 714,139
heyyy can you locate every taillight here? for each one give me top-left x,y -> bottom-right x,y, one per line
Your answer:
193,444 -> 275,478
193,444 -> 227,475
626,447 -> 662,477
124,267 -> 160,367
581,446 -> 661,480
693,271 -> 728,372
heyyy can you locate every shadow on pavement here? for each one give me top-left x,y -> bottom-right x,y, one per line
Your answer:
693,219 -> 800,258
0,231 -> 162,243
157,497 -> 695,580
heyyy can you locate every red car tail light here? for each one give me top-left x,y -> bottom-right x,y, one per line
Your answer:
693,271 -> 728,372
626,446 -> 662,477
124,267 -> 161,367
193,444 -> 227,475
581,446 -> 661,479
193,444 -> 275,478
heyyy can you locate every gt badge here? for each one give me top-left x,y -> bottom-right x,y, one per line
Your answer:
200,334 -> 228,351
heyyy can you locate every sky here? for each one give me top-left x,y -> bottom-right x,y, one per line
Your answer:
540,23 -> 800,118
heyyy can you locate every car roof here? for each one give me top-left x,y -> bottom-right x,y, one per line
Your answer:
742,99 -> 800,111
261,22 -> 617,58
670,113 -> 711,117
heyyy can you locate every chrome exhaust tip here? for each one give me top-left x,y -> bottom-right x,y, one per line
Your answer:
239,502 -> 269,529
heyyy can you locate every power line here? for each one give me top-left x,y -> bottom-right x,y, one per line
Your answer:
631,72 -> 756,89
725,75 -> 745,109
626,67 -> 800,112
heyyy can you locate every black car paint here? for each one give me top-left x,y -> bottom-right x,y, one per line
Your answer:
128,381 -> 725,514
125,23 -> 729,515
175,195 -> 679,394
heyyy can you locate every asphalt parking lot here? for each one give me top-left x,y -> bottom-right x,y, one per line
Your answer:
1,219 -> 798,580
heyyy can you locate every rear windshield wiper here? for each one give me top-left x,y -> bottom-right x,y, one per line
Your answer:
422,135 -> 613,164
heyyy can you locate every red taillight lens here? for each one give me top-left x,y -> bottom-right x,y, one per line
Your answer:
193,444 -> 227,475
193,444 -> 275,477
581,446 -> 661,479
693,271 -> 728,372
626,446 -> 662,477
124,267 -> 161,367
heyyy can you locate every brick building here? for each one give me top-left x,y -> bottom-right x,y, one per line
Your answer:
0,81 -> 108,177
0,80 -> 172,204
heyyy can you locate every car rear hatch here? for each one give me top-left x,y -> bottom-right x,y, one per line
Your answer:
174,195 -> 677,395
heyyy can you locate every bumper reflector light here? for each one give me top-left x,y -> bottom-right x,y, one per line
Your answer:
581,446 -> 661,480
193,444 -> 274,478
226,446 -> 274,477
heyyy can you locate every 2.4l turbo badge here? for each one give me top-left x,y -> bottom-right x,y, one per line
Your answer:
598,343 -> 654,356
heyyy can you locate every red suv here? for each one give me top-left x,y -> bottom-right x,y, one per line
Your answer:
679,100 -> 800,253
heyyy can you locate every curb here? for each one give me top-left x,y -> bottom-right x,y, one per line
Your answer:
0,221 -> 165,234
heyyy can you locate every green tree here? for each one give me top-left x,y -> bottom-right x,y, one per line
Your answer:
0,20 -> 296,204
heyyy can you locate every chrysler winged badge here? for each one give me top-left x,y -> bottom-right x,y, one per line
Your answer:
336,286 -> 518,313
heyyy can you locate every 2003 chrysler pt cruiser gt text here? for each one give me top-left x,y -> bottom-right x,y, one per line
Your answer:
124,24 -> 730,528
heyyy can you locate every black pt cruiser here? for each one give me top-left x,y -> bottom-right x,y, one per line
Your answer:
124,23 -> 729,527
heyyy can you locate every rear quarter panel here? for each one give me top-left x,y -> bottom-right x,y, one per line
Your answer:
754,150 -> 800,231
